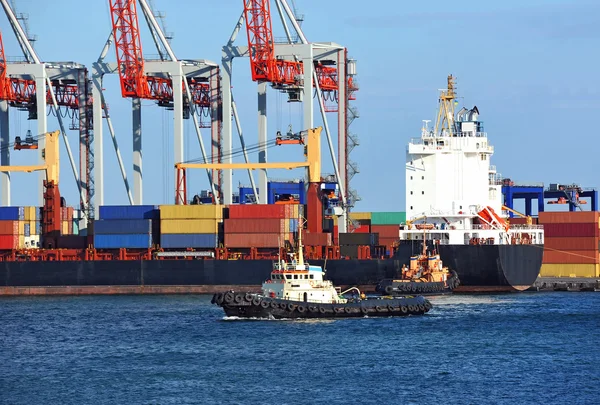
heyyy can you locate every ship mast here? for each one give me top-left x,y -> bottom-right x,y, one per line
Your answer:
434,75 -> 457,137
298,217 -> 305,266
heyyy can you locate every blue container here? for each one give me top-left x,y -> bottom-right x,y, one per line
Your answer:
24,223 -> 30,237
289,219 -> 298,233
36,207 -> 42,220
99,205 -> 159,220
0,206 -> 24,220
94,233 -> 153,249
36,221 -> 42,235
160,233 -> 218,249
94,219 -> 153,235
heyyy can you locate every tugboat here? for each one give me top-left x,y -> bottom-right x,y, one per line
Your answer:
212,224 -> 432,319
376,228 -> 460,296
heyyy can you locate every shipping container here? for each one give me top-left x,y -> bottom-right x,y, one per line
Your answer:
349,212 -> 371,221
161,219 -> 220,234
94,219 -> 153,235
544,237 -> 599,251
24,206 -> 37,221
543,249 -> 599,264
0,234 -> 18,249
507,217 -> 539,225
56,235 -> 87,249
227,204 -> 287,219
303,232 -> 331,246
24,235 -> 40,248
18,220 -> 25,235
0,220 -> 19,235
36,207 -> 42,220
322,218 -> 333,232
378,236 -> 399,247
539,211 -> 599,224
542,223 -> 599,238
370,212 -> 406,225
18,235 -> 24,249
371,224 -> 400,238
340,244 -> 358,259
351,224 -> 370,233
159,204 -> 224,220
24,223 -> 30,237
540,263 -> 599,278
290,219 -> 299,233
224,233 -> 281,248
35,221 -> 42,235
29,220 -> 36,234
94,233 -> 153,249
339,232 -> 379,246
224,218 -> 282,234
160,233 -> 219,249
0,207 -> 24,221
61,221 -> 69,235
99,205 -> 160,220
73,220 -> 79,236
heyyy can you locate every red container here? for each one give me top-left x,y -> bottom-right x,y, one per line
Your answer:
539,211 -> 599,224
0,234 -> 18,249
379,236 -> 399,247
303,232 -> 331,246
371,225 -> 400,238
543,249 -> 599,264
544,237 -> 599,251
352,225 -> 370,233
227,204 -> 287,219
224,233 -> 281,248
67,207 -> 74,222
508,217 -> 539,225
543,223 -> 599,238
0,220 -> 18,235
332,225 -> 339,245
224,218 -> 282,234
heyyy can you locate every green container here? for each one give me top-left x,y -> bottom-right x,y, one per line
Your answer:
370,212 -> 406,225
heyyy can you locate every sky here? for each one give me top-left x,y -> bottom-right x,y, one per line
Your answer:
1,0 -> 599,213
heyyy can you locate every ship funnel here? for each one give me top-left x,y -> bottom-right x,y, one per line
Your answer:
468,106 -> 479,121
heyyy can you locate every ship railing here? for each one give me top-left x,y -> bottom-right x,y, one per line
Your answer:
509,225 -> 544,230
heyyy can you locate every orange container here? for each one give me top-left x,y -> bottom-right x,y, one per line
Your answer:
539,211 -> 599,224
544,237 -> 599,251
543,249 -> 599,264
0,220 -> 19,235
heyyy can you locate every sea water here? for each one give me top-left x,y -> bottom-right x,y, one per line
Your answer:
1,292 -> 599,404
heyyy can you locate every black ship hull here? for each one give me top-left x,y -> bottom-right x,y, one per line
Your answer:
0,243 -> 542,294
213,291 -> 432,319
394,242 -> 544,292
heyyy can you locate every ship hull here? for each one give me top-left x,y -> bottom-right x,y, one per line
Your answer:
394,242 -> 544,292
0,243 -> 542,294
214,292 -> 431,319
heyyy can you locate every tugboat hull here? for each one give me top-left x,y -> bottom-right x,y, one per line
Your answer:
212,291 -> 432,319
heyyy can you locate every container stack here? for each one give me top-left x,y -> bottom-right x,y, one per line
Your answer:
539,211 -> 600,278
338,232 -> 379,259
94,205 -> 160,249
0,206 -> 43,249
224,204 -> 300,248
370,212 -> 404,251
348,212 -> 371,233
61,207 -> 75,235
159,205 -> 224,249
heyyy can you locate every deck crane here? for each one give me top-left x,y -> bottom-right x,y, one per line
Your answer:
107,0 -> 217,205
0,130 -> 62,247
502,205 -> 532,226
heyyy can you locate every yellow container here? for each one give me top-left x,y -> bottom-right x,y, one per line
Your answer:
540,263 -> 599,278
18,220 -> 25,235
160,219 -> 220,234
349,212 -> 371,221
24,206 -> 34,221
62,220 -> 69,235
29,220 -> 36,235
159,204 -> 224,219
18,235 -> 25,249
284,218 -> 290,233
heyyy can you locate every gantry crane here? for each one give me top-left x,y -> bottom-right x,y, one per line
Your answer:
220,0 -> 356,232
95,0 -> 218,211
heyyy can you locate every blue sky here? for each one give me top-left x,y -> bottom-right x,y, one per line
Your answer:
1,0 -> 599,213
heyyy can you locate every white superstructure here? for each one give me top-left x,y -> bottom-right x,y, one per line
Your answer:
399,76 -> 544,246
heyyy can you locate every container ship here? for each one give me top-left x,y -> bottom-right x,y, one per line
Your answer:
1,79 -> 598,295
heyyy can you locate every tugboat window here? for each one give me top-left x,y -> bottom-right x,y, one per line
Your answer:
310,275 -> 314,279
286,275 -> 292,280
294,275 -> 298,279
